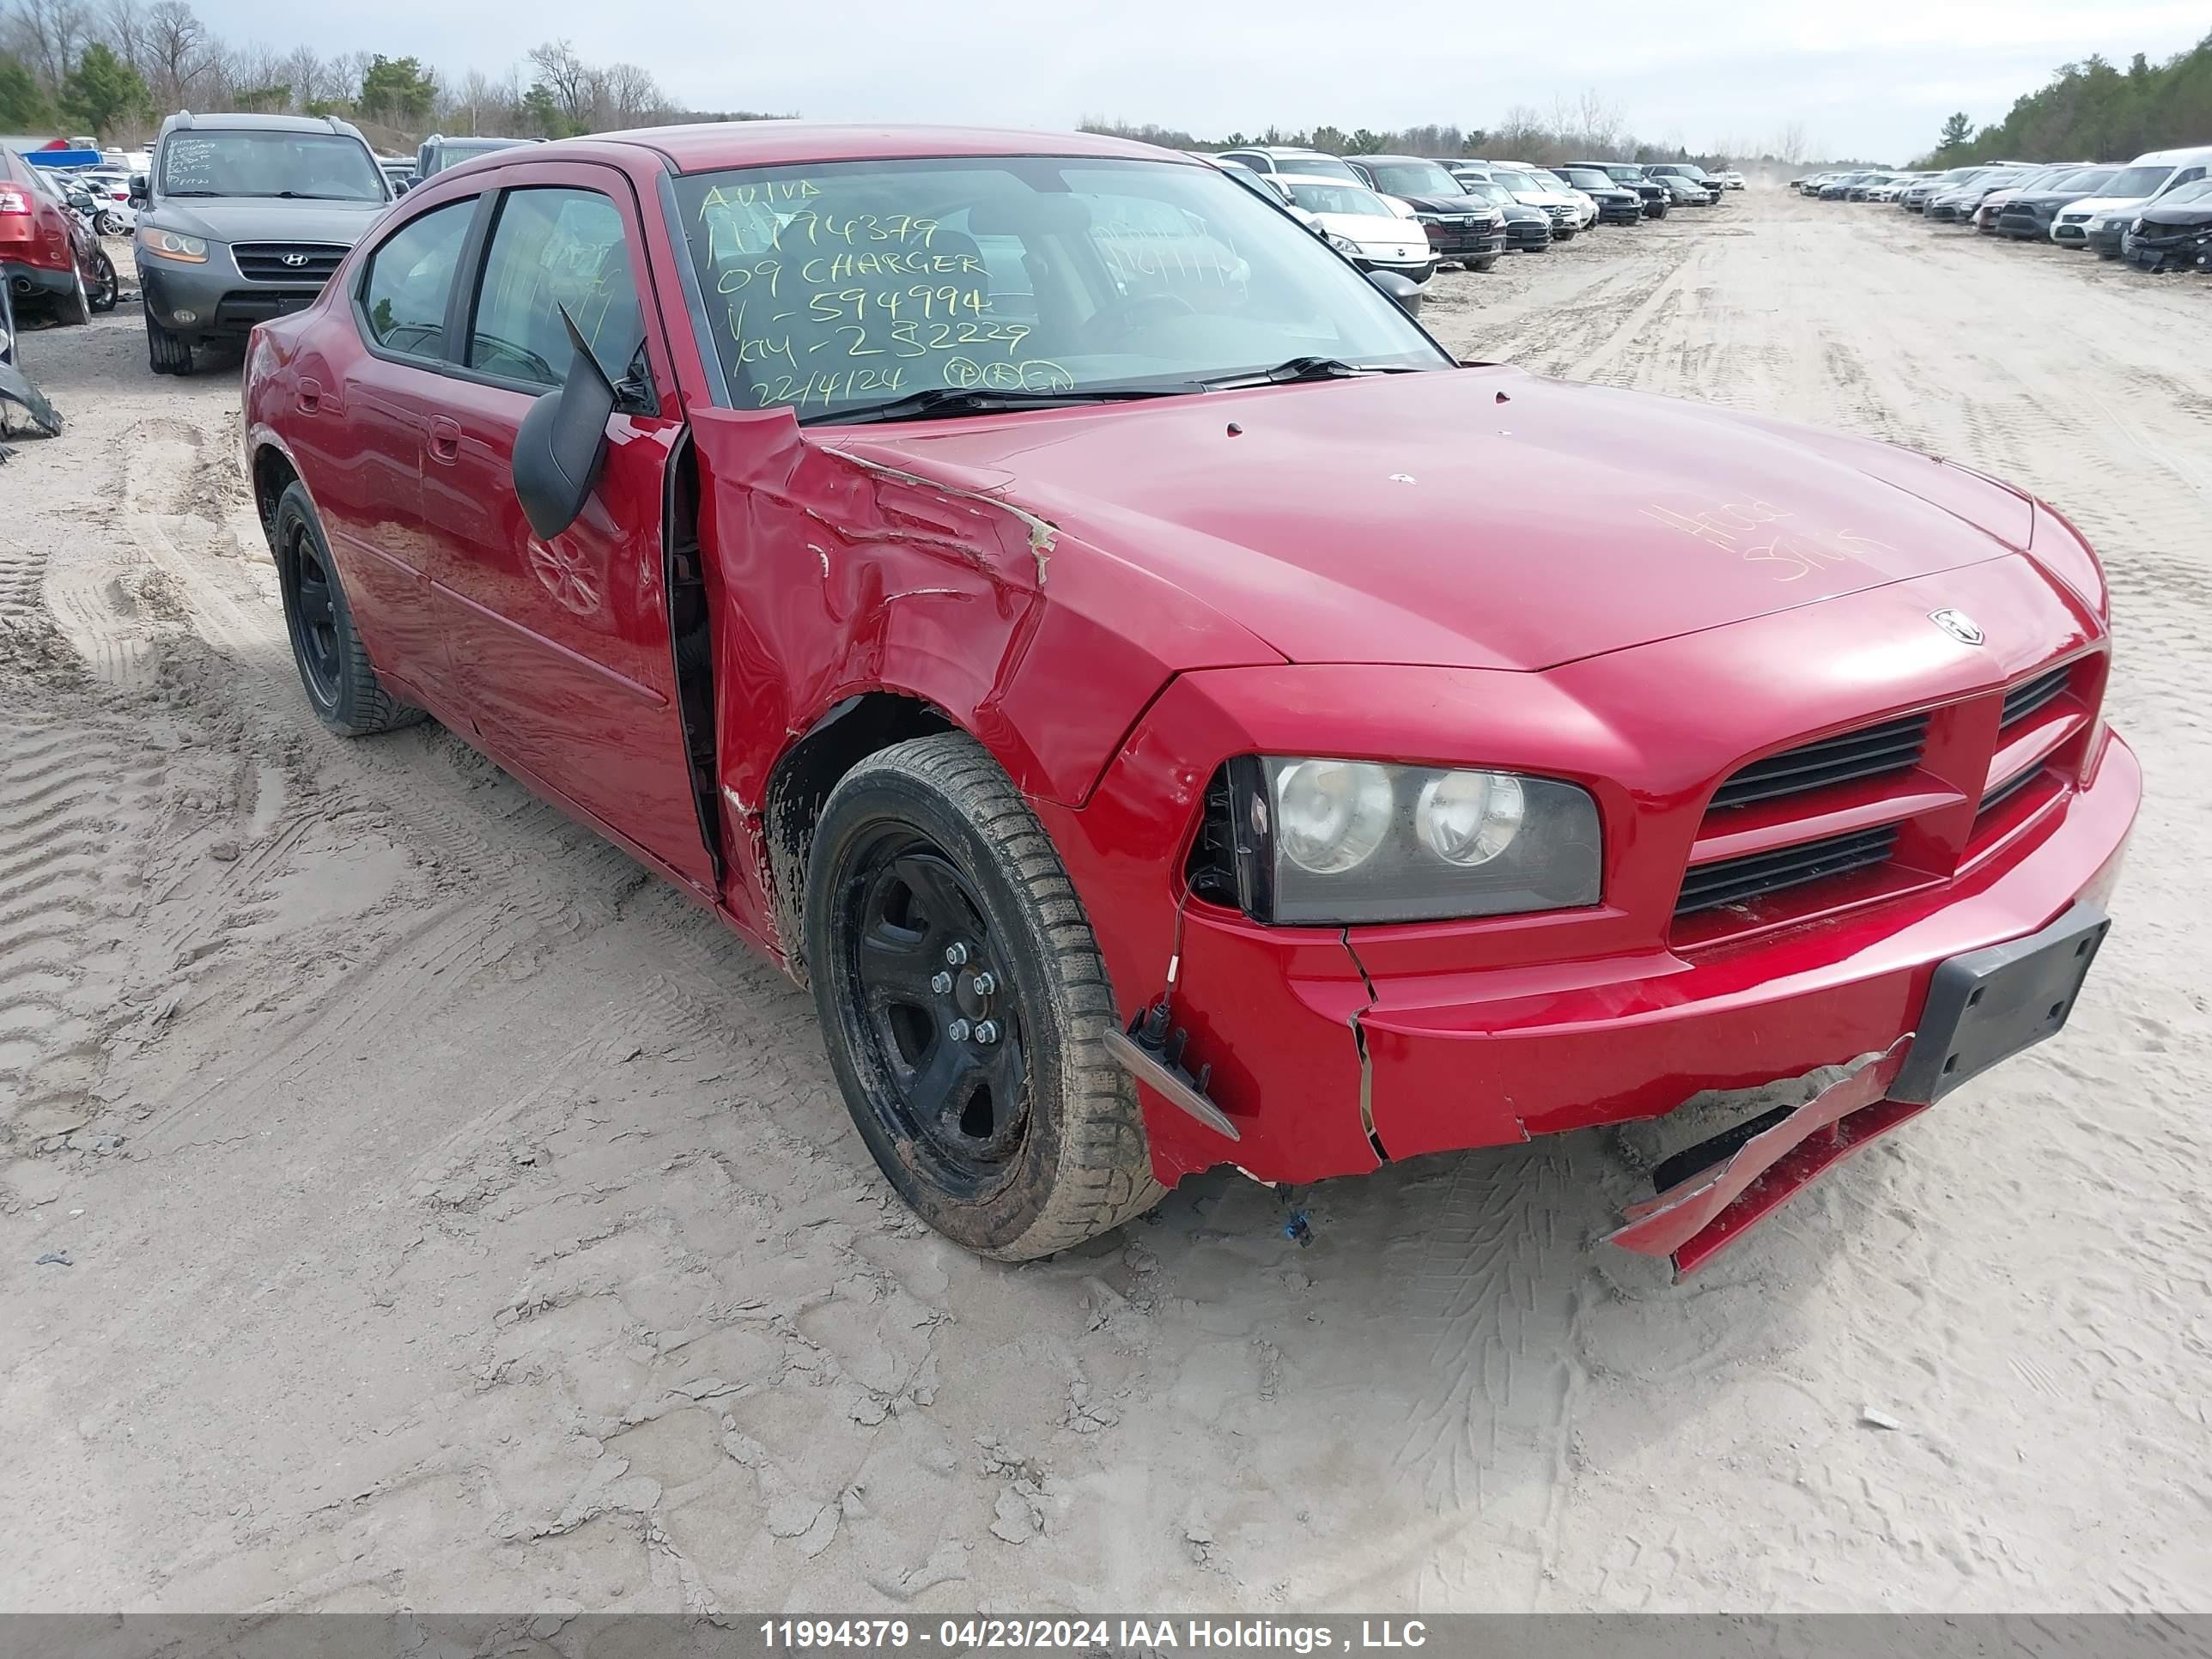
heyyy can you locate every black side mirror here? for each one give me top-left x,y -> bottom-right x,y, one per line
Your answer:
1366,269 -> 1424,318
512,308 -> 619,542
128,173 -> 148,205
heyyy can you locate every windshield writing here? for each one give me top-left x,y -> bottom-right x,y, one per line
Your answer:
159,131 -> 385,200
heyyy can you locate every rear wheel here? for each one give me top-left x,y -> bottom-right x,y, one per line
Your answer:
270,482 -> 423,737
805,732 -> 1163,1261
86,252 -> 117,313
146,312 -> 191,375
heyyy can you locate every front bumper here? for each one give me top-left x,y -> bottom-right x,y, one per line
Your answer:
1595,200 -> 1643,224
2126,230 -> 2212,270
1042,557 -> 2137,1223
1997,210 -> 2056,239
2089,222 -> 2126,257
138,248 -> 323,338
1504,222 -> 1552,250
1351,252 -> 1439,281
1420,222 -> 1505,259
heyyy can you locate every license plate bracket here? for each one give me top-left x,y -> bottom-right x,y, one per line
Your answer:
1892,902 -> 2110,1104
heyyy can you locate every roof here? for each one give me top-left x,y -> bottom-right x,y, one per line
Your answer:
568,121 -> 1195,174
158,111 -> 368,136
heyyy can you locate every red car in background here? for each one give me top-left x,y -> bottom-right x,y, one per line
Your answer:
2,148 -> 118,324
240,125 -> 2137,1273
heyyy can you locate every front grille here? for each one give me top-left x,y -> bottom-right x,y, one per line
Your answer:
1675,825 -> 1899,917
1707,713 -> 1929,811
1977,765 -> 2043,817
233,241 -> 347,283
2002,665 -> 2069,726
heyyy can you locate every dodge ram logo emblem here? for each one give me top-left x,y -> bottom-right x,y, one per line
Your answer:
1929,609 -> 1985,646
282,253 -> 309,267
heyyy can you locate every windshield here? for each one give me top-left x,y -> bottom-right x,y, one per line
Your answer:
1561,169 -> 1612,190
1461,179 -> 1512,205
1364,161 -> 1463,197
1285,180 -> 1393,216
1488,169 -> 1542,193
672,156 -> 1448,419
1278,154 -> 1360,182
2044,167 -> 2115,193
156,130 -> 386,201
2104,165 -> 2172,198
2160,178 -> 2212,205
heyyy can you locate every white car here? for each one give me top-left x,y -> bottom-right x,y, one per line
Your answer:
1468,163 -> 1590,235
2051,153 -> 2212,252
1506,161 -> 1601,228
1273,174 -> 1437,281
1717,169 -> 1746,190
76,168 -> 137,229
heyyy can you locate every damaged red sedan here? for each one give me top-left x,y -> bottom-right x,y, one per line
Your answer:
241,125 -> 2137,1272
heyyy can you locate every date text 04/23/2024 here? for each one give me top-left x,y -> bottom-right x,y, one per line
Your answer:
759,1620 -> 1430,1651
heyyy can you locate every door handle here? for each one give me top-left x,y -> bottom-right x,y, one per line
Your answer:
296,376 -> 322,414
427,416 -> 461,463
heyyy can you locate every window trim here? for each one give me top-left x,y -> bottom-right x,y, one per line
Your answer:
449,182 -> 658,410
350,191 -> 494,371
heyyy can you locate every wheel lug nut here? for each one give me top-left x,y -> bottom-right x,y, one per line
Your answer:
970,970 -> 997,996
946,1018 -> 972,1042
930,971 -> 953,995
944,943 -> 969,967
974,1020 -> 1000,1045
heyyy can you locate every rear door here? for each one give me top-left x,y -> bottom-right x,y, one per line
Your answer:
313,191 -> 485,708
426,163 -> 712,891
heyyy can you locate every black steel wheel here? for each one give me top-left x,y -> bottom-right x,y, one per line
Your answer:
270,482 -> 423,736
805,732 -> 1162,1259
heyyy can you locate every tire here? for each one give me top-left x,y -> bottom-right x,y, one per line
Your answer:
270,482 -> 424,737
61,266 -> 92,326
146,311 -> 191,375
805,732 -> 1163,1261
87,252 -> 117,313
1464,255 -> 1498,272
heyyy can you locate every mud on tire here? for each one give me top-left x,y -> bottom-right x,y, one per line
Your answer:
805,732 -> 1164,1260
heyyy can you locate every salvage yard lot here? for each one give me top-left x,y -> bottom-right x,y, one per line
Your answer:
2,188 -> 2207,1611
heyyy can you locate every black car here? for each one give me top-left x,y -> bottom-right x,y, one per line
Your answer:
1555,167 -> 1644,225
1347,155 -> 1509,269
1449,174 -> 1554,251
2124,178 -> 2212,270
1571,162 -> 1668,217
1996,167 -> 2118,240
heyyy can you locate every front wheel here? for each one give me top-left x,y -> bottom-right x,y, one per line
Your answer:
146,312 -> 191,375
270,482 -> 424,737
87,252 -> 117,313
1465,254 -> 1498,272
805,732 -> 1163,1260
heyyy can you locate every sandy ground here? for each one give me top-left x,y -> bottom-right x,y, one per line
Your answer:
1,191 -> 2207,1614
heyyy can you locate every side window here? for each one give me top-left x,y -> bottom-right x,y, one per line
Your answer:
468,186 -> 643,389
360,199 -> 476,360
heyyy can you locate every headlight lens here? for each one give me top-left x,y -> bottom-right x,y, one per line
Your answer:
1215,757 -> 1602,925
1275,759 -> 1395,874
143,229 -> 208,262
1327,233 -> 1360,254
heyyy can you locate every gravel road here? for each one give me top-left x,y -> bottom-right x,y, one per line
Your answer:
2,189 -> 2206,1613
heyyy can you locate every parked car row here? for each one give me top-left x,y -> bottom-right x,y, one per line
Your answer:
1796,149 -> 2212,273
1203,146 -> 1730,280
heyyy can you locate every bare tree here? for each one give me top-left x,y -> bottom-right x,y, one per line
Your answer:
1576,88 -> 1624,156
599,60 -> 662,125
526,37 -> 587,125
142,0 -> 210,106
6,0 -> 95,90
1772,119 -> 1808,165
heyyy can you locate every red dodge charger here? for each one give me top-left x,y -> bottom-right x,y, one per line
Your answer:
241,125 -> 2137,1272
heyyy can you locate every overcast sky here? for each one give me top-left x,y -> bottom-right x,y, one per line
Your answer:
193,0 -> 2208,161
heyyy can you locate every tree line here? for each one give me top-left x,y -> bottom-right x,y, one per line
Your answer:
1079,99 -> 1842,172
0,0 -> 778,147
1921,31 -> 2212,167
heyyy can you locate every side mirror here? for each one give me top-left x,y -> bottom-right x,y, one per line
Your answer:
512,308 -> 619,542
392,179 -> 410,195
128,173 -> 148,204
1366,269 -> 1423,317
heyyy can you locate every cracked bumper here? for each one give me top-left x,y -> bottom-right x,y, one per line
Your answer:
1042,661 -> 2139,1195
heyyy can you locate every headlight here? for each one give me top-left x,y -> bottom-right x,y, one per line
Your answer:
1208,757 -> 1602,925
1327,233 -> 1360,254
143,229 -> 208,262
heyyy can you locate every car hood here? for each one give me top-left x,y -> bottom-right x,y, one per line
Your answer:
1308,210 -> 1427,254
147,195 -> 389,245
2066,194 -> 2150,218
827,367 -> 2039,671
1395,191 -> 1500,220
2140,202 -> 2212,228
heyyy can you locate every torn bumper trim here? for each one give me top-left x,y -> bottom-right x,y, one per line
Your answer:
1608,1042 -> 1918,1275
